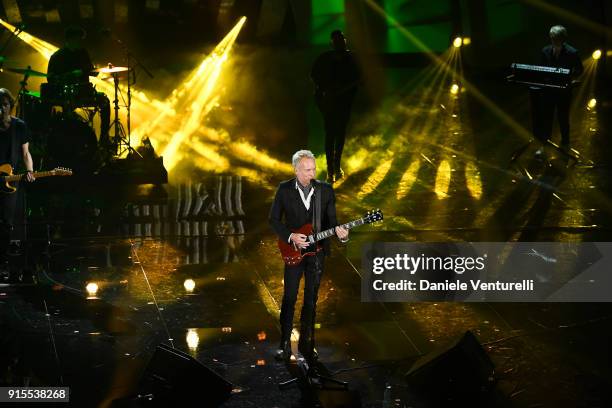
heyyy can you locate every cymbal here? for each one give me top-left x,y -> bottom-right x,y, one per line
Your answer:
95,66 -> 129,74
5,66 -> 47,77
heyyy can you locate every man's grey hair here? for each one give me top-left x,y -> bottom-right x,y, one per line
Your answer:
549,25 -> 567,41
292,150 -> 315,169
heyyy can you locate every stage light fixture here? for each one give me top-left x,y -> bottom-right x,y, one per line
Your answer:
462,37 -> 471,45
592,49 -> 602,60
86,282 -> 99,297
184,278 -> 196,292
587,98 -> 597,109
450,83 -> 459,94
186,328 -> 200,351
453,37 -> 462,48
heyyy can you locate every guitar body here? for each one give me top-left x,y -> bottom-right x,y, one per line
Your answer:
276,209 -> 383,266
277,223 -> 322,266
0,163 -> 17,193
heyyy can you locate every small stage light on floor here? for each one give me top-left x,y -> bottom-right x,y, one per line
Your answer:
462,37 -> 471,45
86,282 -> 99,298
450,83 -> 460,94
592,49 -> 602,60
453,37 -> 463,48
587,98 -> 597,109
186,328 -> 200,351
184,278 -> 196,293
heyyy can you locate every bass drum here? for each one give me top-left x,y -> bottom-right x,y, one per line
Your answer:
44,113 -> 99,174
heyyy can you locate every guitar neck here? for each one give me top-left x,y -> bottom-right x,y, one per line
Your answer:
5,171 -> 55,182
314,218 -> 365,242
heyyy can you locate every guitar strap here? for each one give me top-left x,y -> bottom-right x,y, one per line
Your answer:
9,118 -> 19,169
313,180 -> 322,237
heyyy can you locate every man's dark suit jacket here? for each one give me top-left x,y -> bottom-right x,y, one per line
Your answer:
269,179 -> 338,256
541,43 -> 584,77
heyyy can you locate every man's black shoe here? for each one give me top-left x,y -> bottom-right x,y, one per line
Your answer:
334,168 -> 344,181
275,340 -> 291,361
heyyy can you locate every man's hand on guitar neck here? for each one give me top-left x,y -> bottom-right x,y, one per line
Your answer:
289,233 -> 309,250
336,226 -> 349,243
25,170 -> 35,182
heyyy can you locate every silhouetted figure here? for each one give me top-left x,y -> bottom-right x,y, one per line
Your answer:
533,25 -> 583,155
311,30 -> 360,183
0,88 -> 35,276
47,26 -> 111,147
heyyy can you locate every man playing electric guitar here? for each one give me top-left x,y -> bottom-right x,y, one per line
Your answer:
0,88 -> 35,273
269,149 -> 348,363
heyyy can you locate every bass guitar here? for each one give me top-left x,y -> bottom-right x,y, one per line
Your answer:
278,209 -> 383,265
0,164 -> 73,193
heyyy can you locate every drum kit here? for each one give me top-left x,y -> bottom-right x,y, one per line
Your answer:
4,62 -> 134,172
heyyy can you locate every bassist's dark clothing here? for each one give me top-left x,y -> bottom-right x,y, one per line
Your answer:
0,117 -> 30,265
269,178 -> 339,359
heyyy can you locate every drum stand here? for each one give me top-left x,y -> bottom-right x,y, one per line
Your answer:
109,71 -> 141,158
15,68 -> 31,120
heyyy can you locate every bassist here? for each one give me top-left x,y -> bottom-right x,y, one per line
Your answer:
0,88 -> 35,273
269,149 -> 348,363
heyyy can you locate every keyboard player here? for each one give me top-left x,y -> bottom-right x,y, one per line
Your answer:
534,25 -> 583,155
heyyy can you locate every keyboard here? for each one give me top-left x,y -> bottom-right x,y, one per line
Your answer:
507,63 -> 572,89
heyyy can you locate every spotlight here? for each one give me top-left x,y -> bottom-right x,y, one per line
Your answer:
592,49 -> 602,60
450,83 -> 460,94
453,37 -> 462,48
186,329 -> 199,351
183,278 -> 196,293
86,282 -> 99,297
587,98 -> 597,109
462,37 -> 471,45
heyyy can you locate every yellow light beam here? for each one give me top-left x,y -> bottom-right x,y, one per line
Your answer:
0,17 -> 172,142
357,156 -> 394,199
396,159 -> 421,200
464,161 -> 482,200
364,0 -> 534,143
433,159 -> 451,199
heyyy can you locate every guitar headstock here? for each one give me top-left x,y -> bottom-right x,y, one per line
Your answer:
51,167 -> 73,176
363,208 -> 383,224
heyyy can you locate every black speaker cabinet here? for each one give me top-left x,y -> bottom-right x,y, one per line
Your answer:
139,343 -> 233,407
405,331 -> 495,396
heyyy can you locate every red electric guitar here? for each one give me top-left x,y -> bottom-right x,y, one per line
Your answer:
278,209 -> 383,265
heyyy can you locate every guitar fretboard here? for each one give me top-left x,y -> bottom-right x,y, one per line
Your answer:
5,171 -> 56,182
314,218 -> 365,242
